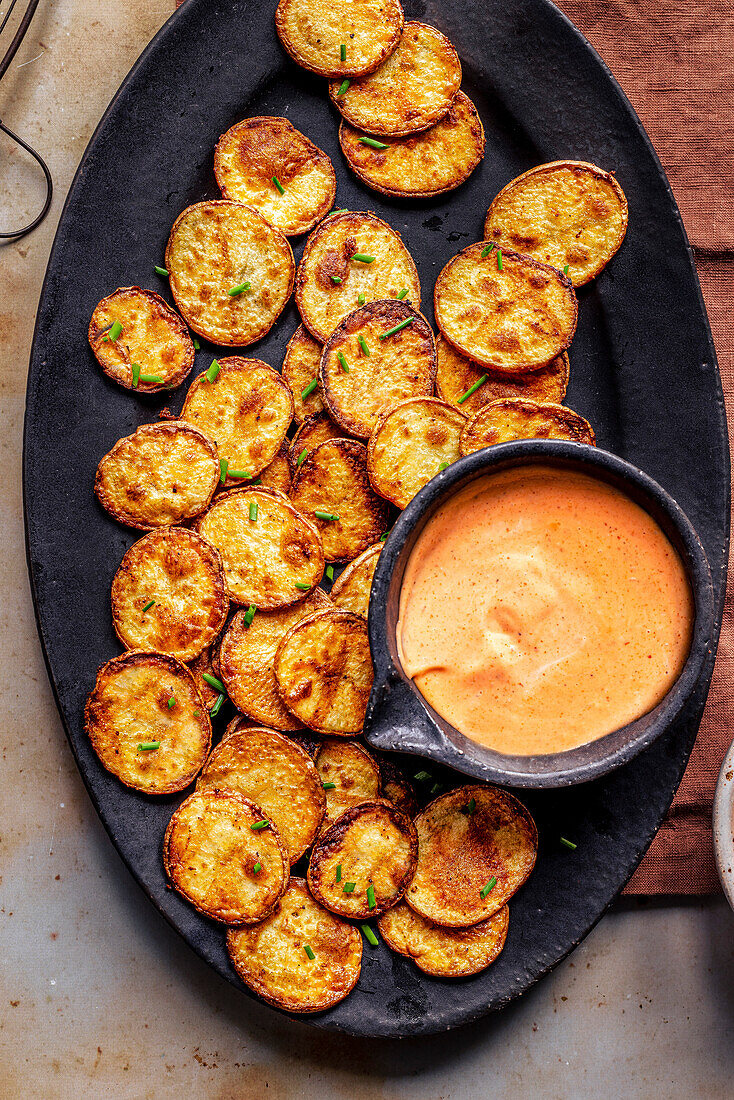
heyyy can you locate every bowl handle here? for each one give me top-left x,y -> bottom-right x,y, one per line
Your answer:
363,667 -> 448,757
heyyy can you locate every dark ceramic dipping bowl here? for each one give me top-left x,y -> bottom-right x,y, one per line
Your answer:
364,441 -> 715,788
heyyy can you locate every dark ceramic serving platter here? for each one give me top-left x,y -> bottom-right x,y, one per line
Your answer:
24,0 -> 729,1038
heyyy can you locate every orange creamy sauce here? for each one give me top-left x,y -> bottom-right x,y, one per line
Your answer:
397,466 -> 694,755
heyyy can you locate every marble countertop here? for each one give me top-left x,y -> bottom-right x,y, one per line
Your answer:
2,3 -> 733,1095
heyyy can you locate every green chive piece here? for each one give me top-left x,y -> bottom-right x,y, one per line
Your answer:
202,672 -> 225,694
131,362 -> 141,388
137,741 -> 160,752
358,335 -> 370,357
337,351 -> 350,373
326,565 -> 334,581
343,881 -> 356,894
560,836 -> 577,850
141,599 -> 155,612
154,265 -> 169,277
168,696 -> 176,709
193,710 -> 201,717
351,253 -> 374,263
430,782 -> 442,796
481,244 -> 494,258
304,944 -> 316,960
228,469 -> 252,479
295,581 -> 311,591
219,458 -> 229,483
361,924 -> 379,947
480,876 -> 497,899
359,137 -> 388,149
337,79 -> 350,95
253,862 -> 261,874
272,176 -> 285,195
301,378 -> 318,399
358,292 -> 366,306
322,781 -> 336,790
438,461 -> 449,472
209,693 -> 225,718
466,797 -> 476,814
206,359 -> 221,383
139,374 -> 163,384
243,605 -> 257,627
366,885 -> 376,910
335,864 -> 342,882
457,374 -> 488,404
379,317 -> 413,339
297,447 -> 308,466
563,264 -> 569,275
250,820 -> 270,831
414,770 -> 431,783
251,477 -> 261,486
331,208 -> 348,215
228,281 -> 251,296
497,249 -> 503,271
397,288 -> 408,300
109,321 -> 123,341
330,275 -> 343,285
340,42 -> 346,61
314,510 -> 339,521
193,336 -> 200,350
249,502 -> 258,522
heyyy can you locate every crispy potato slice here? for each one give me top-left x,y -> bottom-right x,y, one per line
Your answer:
339,91 -> 484,199
296,211 -> 420,343
329,22 -> 461,137
258,440 -> 293,494
95,420 -> 219,531
275,609 -> 373,734
111,527 -> 229,662
165,200 -> 294,346
196,487 -> 324,608
214,117 -> 336,237
379,758 -> 418,818
227,877 -> 362,1012
275,0 -> 404,78
219,589 -> 332,730
406,786 -> 537,927
89,287 -> 194,393
378,900 -> 509,977
308,801 -> 417,918
460,398 -> 595,455
181,357 -> 293,484
188,644 -> 223,708
197,727 -> 325,863
290,439 -> 388,561
84,651 -> 211,795
435,334 -> 569,416
330,542 -> 382,616
320,301 -> 436,438
316,737 -> 381,830
282,324 -> 325,424
484,160 -> 629,287
367,397 -> 465,509
434,243 -> 578,372
288,411 -> 345,470
164,787 -> 288,924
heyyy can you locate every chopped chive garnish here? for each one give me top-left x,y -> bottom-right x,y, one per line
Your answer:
206,359 -> 221,383
139,373 -> 163,384
250,819 -> 270,831
332,208 -> 348,215
141,599 -> 155,612
228,282 -> 251,296
219,458 -> 229,483
358,335 -> 370,357
109,321 -> 123,341
137,741 -> 160,752
379,531 -> 389,542
336,864 -> 342,882
272,176 -> 285,194
314,510 -> 339,521
497,249 -> 503,271
295,581 -> 311,591
331,275 -> 343,285
251,477 -> 261,486
193,710 -> 201,717
414,770 -> 431,782
361,924 -> 379,947
210,693 -> 225,717
359,137 -> 388,149
337,79 -> 350,95
379,317 -> 412,339
168,696 -> 176,709
481,244 -> 494,258
480,876 -> 497,899
563,264 -> 569,274
326,565 -> 334,581
340,43 -> 346,61
337,351 -> 350,373
202,672 -> 225,693
193,336 -> 200,350
343,881 -> 356,894
297,446 -> 308,465
351,253 -> 374,263
560,836 -> 577,850
358,292 -> 366,306
438,461 -> 449,472
154,265 -> 169,276
430,782 -> 442,796
131,362 -> 141,388
304,944 -> 316,960
322,781 -> 336,789
301,378 -> 318,399
243,604 -> 257,627
457,375 -> 488,404
253,862 -> 261,874
366,885 -> 376,910
397,288 -> 408,300
466,797 -> 476,814
228,469 -> 252,479
249,502 -> 258,522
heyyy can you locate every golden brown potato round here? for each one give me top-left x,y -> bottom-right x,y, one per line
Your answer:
339,91 -> 484,199
88,287 -> 194,393
188,644 -> 223,708
226,877 -> 362,1012
275,609 -> 373,735
111,527 -> 229,663
320,301 -> 436,438
308,801 -> 418,918
164,787 -> 288,924
165,200 -> 294,346
435,334 -> 569,416
94,421 -> 219,531
181,357 -> 293,484
196,487 -> 324,608
434,243 -> 578,372
329,541 -> 382,616
329,22 -> 461,137
258,440 -> 293,494
379,758 -> 418,818
288,411 -> 345,470
196,727 -> 325,864
282,324 -> 325,424
214,117 -> 336,237
405,786 -> 538,927
316,737 -> 382,830
219,589 -> 332,730
296,211 -> 420,343
460,398 -> 596,455
367,397 -> 465,508
484,160 -> 629,287
275,0 -> 404,78
290,438 -> 388,561
378,900 -> 509,977
84,651 -> 211,795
